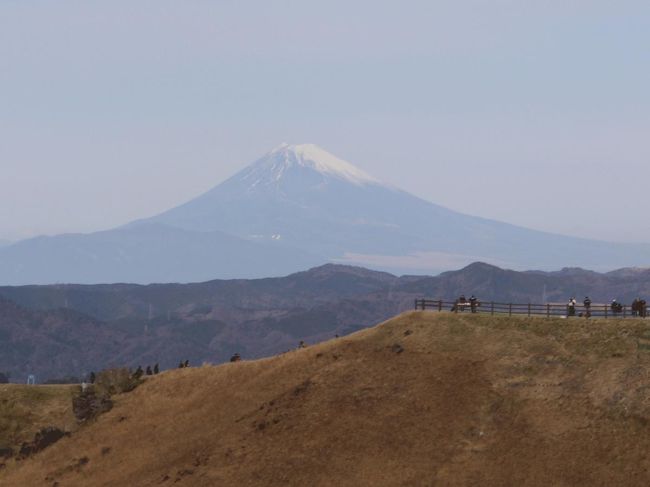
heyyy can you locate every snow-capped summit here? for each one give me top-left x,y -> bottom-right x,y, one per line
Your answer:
239,143 -> 380,188
4,142 -> 650,285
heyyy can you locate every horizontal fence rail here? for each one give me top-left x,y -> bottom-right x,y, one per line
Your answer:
414,299 -> 648,319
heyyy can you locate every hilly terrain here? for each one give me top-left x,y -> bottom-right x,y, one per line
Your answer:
4,311 -> 650,486
2,143 -> 650,284
3,262 -> 650,382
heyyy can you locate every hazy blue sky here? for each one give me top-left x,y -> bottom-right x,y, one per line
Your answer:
2,1 -> 649,242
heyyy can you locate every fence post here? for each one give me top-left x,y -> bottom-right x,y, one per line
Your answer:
438,300 -> 442,312
528,303 -> 531,317
491,301 -> 494,315
509,303 -> 512,317
546,304 -> 550,318
604,305 -> 607,319
623,305 -> 627,319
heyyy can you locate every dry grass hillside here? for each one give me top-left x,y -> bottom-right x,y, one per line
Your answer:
0,384 -> 77,455
4,311 -> 650,486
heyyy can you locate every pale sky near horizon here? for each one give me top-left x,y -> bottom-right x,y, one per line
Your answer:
1,1 -> 649,243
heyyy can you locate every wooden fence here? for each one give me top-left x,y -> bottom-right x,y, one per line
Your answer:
414,299 -> 648,319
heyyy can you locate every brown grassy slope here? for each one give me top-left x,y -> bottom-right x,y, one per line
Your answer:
4,312 -> 650,486
0,384 -> 77,453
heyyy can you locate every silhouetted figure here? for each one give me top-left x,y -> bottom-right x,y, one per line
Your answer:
145,366 -> 153,376
469,295 -> 479,313
583,296 -> 592,318
298,341 -> 306,348
230,353 -> 241,362
134,366 -> 144,379
89,371 -> 96,384
184,359 -> 189,368
178,361 -> 184,369
567,297 -> 576,317
153,363 -> 159,374
452,294 -> 468,312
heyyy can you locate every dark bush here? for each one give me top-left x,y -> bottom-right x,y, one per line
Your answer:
17,427 -> 68,459
72,390 -> 113,422
71,367 -> 140,423
94,368 -> 140,396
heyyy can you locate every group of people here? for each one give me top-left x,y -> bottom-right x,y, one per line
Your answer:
567,297 -> 590,317
632,298 -> 648,317
451,294 -> 480,313
568,296 -> 647,318
134,363 -> 160,378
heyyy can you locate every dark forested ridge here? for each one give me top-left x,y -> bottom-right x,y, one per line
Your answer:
3,262 -> 650,382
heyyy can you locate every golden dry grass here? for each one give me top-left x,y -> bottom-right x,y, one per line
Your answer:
0,384 -> 78,453
4,311 -> 650,486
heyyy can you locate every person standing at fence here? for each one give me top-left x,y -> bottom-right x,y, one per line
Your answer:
567,297 -> 576,317
583,296 -> 592,318
469,295 -> 478,313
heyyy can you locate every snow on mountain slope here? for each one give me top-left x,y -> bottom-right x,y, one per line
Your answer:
144,143 -> 650,274
3,142 -> 650,284
239,143 -> 380,188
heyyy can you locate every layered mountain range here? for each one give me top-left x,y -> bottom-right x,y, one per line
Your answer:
2,143 -> 650,285
3,262 -> 650,381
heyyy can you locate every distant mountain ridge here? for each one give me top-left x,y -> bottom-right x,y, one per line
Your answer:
2,143 -> 650,284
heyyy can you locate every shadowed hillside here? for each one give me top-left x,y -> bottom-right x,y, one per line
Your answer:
4,312 -> 650,486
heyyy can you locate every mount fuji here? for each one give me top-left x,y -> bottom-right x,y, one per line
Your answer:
2,143 -> 650,284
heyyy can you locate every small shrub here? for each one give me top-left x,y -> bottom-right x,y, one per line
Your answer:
17,427 -> 68,459
94,368 -> 141,397
72,391 -> 113,422
71,367 -> 141,423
